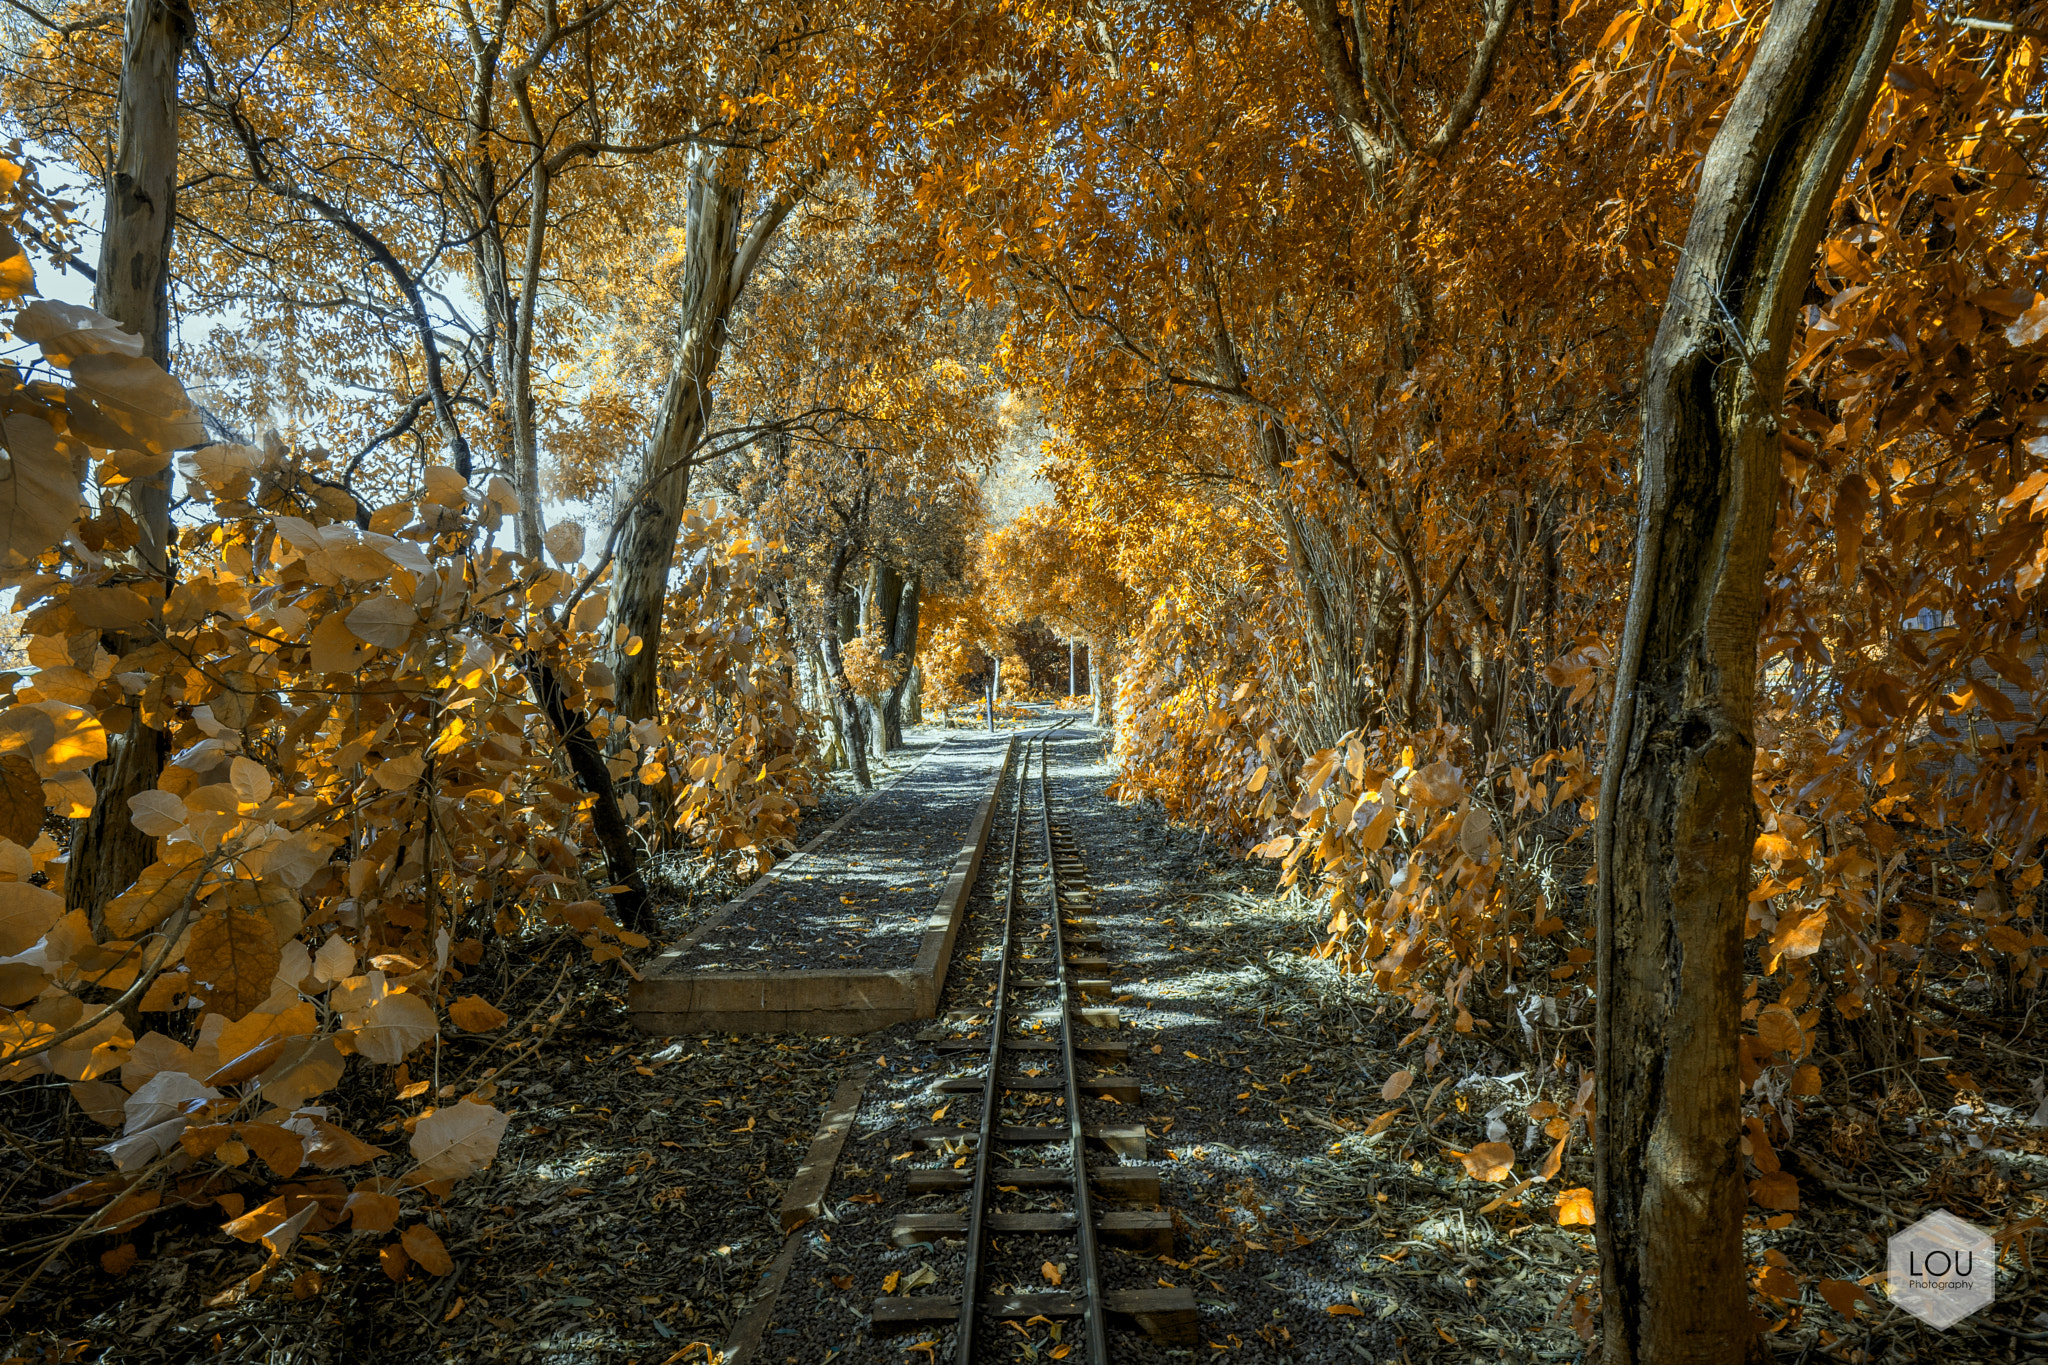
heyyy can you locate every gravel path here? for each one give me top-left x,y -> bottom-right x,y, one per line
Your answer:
670,735 -> 1011,972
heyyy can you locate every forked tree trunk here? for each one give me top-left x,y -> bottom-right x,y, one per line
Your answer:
68,0 -> 193,922
1590,2 -> 1906,1361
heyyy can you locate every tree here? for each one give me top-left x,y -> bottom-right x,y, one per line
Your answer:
9,1 -> 717,547
62,0 -> 192,923
1588,1 -> 1908,1360
594,3 -> 1011,724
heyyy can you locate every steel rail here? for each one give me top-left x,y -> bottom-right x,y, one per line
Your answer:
952,730 -> 1035,1361
1039,734 -> 1112,1363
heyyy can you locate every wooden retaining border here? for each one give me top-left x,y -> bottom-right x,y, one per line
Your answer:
627,736 -> 1018,1036
721,1064 -> 878,1365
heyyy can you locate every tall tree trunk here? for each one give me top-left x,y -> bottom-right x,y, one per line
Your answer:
820,630 -> 872,789
517,654 -> 651,931
1091,639 -> 1111,728
604,152 -> 813,721
68,0 -> 192,923
606,151 -> 743,721
1590,3 -> 1906,1362
816,553 -> 871,787
878,573 -> 919,755
862,562 -> 899,759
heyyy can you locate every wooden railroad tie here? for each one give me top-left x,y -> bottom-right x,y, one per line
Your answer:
870,1289 -> 1198,1343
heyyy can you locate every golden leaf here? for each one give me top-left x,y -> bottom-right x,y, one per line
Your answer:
67,353 -> 203,452
186,906 -> 282,1023
1754,1004 -> 1803,1054
354,992 -> 439,1066
544,520 -> 586,563
1457,1142 -> 1516,1183
0,754 -> 43,848
1749,1171 -> 1800,1211
308,612 -> 370,673
0,879 -> 62,956
401,1224 -> 455,1275
404,1100 -> 509,1187
446,995 -> 509,1032
301,1116 -> 388,1171
344,594 -> 419,649
344,1189 -> 401,1232
235,1122 -> 305,1178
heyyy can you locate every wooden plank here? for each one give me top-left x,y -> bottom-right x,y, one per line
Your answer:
903,1122 -> 1146,1155
990,1211 -> 1075,1233
905,1164 -> 1161,1202
874,1289 -> 1197,1340
931,1038 -> 1136,1059
717,1230 -> 801,1365
895,1208 -> 1155,1246
933,1074 -> 1138,1102
935,1037 -> 1051,1051
1100,1208 -> 1174,1254
869,1294 -> 959,1328
1105,1287 -> 1201,1343
985,1292 -> 1082,1318
1021,1006 -> 1118,1027
778,1065 -> 871,1232
870,1293 -> 1089,1331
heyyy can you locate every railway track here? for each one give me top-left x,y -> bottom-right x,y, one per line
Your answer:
871,725 -> 1198,1361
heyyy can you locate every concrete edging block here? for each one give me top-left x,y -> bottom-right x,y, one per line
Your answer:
628,733 -> 1016,1036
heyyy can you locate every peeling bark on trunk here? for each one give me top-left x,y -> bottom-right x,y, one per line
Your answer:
818,553 -> 871,787
1590,3 -> 1906,1361
68,0 -> 192,924
606,152 -> 742,721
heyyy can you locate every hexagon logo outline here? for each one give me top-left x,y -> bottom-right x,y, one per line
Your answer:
1888,1209 -> 1994,1330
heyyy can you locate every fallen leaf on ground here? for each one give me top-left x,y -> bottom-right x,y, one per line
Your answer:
401,1224 -> 454,1275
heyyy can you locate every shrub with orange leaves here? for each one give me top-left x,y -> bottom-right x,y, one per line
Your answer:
0,153 -> 825,1295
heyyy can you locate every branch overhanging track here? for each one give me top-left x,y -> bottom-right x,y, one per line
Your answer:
870,721 -> 1197,1360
